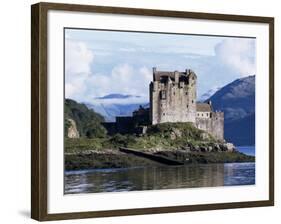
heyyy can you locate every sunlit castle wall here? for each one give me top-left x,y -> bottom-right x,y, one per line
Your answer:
150,68 -> 197,125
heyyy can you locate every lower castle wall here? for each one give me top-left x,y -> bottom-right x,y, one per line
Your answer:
196,112 -> 224,140
103,109 -> 224,141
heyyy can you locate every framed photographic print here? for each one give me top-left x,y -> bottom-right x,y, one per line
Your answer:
31,2 -> 274,221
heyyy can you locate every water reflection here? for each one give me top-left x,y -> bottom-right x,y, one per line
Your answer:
65,162 -> 255,194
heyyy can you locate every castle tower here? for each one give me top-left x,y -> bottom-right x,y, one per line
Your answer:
150,68 -> 197,125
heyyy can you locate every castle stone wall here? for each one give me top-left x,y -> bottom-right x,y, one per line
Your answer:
196,112 -> 224,140
150,69 -> 197,125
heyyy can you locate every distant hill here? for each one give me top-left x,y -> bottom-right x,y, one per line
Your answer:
207,75 -> 255,146
86,102 -> 149,122
95,93 -> 141,100
65,99 -> 107,138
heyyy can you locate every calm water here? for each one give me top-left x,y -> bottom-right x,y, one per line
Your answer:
64,146 -> 255,194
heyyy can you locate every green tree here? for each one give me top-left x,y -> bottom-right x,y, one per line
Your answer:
65,99 -> 107,138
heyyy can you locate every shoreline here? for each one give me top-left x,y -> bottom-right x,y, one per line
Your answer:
65,149 -> 255,171
65,161 -> 256,174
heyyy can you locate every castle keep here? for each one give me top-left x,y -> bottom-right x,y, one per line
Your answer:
150,68 -> 224,140
103,68 -> 224,140
150,68 -> 197,124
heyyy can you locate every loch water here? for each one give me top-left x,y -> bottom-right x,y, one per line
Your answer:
65,146 -> 255,194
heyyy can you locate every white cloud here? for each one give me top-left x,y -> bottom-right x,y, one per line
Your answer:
65,33 -> 256,104
65,40 -> 94,99
65,40 -> 94,75
88,64 -> 152,103
215,39 -> 256,76
92,96 -> 149,105
119,47 -> 137,52
65,39 -> 152,103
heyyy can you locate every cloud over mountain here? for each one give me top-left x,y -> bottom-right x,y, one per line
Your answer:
65,40 -> 94,99
65,29 -> 256,105
215,39 -> 256,76
65,38 -> 152,104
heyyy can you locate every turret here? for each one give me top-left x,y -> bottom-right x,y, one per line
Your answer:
175,71 -> 179,83
207,100 -> 213,111
187,69 -> 197,80
152,67 -> 157,81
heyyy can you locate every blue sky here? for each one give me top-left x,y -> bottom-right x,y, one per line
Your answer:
65,29 -> 256,104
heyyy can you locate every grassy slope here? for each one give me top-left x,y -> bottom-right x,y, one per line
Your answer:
65,122 -> 254,170
65,122 -> 219,153
65,99 -> 107,138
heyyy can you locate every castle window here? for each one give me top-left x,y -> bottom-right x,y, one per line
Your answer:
192,100 -> 194,103
160,90 -> 166,100
163,113 -> 165,116
186,92 -> 188,95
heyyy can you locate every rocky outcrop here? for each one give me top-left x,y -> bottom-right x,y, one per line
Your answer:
181,142 -> 235,153
67,118 -> 80,138
169,128 -> 183,140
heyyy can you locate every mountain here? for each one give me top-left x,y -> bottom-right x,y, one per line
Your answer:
65,99 -> 107,138
199,87 -> 221,102
87,93 -> 148,121
85,103 -> 141,122
224,113 -> 255,146
86,102 -> 149,122
95,93 -> 141,100
206,75 -> 255,146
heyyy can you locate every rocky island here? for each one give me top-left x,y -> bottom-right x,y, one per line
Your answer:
64,68 -> 254,171
64,102 -> 254,171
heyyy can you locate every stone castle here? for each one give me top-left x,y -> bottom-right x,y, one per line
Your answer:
150,68 -> 224,140
103,68 -> 224,140
150,68 -> 197,124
